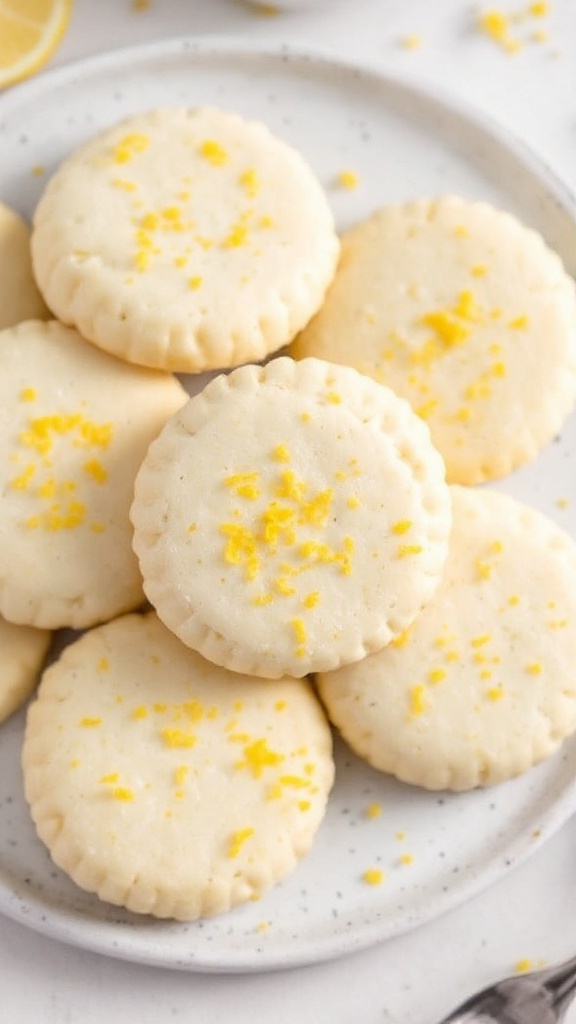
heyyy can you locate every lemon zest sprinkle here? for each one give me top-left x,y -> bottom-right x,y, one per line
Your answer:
365,802 -> 382,819
228,827 -> 255,858
478,10 -> 522,53
235,738 -> 285,778
409,685 -> 427,717
224,471 -> 260,500
83,458 -> 108,483
160,727 -> 197,749
336,169 -> 359,189
112,787 -> 134,802
363,868 -> 384,886
391,519 -> 412,535
174,765 -> 190,787
428,668 -> 446,684
509,314 -> 529,329
10,463 -> 36,490
399,34 -> 422,50
113,133 -> 149,164
239,168 -> 259,197
391,629 -> 411,649
397,544 -> 423,558
487,686 -> 505,702
272,444 -> 291,463
199,139 -> 228,166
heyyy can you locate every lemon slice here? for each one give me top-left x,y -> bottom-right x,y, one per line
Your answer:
0,0 -> 73,89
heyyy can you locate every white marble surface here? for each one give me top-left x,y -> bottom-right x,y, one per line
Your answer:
1,1 -> 575,1021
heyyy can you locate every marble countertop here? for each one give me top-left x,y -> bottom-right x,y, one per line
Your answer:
1,2 -> 575,1021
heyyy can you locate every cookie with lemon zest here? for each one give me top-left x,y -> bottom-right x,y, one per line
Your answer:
23,611 -> 334,920
291,196 -> 576,484
0,319 -> 187,629
130,356 -> 451,679
317,486 -> 576,791
31,105 -> 339,373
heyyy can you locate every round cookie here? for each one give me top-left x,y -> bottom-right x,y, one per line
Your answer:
316,486 -> 576,791
0,201 -> 49,330
31,106 -> 340,373
0,617 -> 51,724
0,319 -> 187,630
130,356 -> 451,680
22,611 -> 334,920
291,196 -> 576,485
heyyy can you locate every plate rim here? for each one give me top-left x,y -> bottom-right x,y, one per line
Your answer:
1,32 -> 575,219
1,33 -> 576,973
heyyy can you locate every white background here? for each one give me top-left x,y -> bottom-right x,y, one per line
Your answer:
1,1 -> 576,1021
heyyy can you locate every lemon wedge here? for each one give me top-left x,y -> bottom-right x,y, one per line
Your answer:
0,0 -> 73,89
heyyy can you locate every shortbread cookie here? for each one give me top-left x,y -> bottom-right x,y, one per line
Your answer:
131,356 -> 451,679
317,486 -> 576,791
0,201 -> 49,330
291,196 -> 576,484
31,106 -> 340,373
0,319 -> 187,629
22,611 -> 334,920
0,617 -> 51,724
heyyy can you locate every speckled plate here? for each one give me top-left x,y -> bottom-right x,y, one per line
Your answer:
0,37 -> 575,974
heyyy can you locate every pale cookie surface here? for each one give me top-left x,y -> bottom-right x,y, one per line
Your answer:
22,611 -> 334,921
131,356 -> 451,679
317,486 -> 576,791
31,106 -> 340,373
0,319 -> 187,629
0,201 -> 49,330
291,196 -> 576,484
0,616 -> 51,724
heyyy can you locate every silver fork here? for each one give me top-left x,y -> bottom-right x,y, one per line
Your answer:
437,954 -> 576,1023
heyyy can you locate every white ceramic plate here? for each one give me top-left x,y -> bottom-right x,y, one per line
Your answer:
0,37 -> 575,974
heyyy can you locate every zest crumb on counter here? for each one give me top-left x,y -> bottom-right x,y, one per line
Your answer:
477,9 -> 522,52
409,684 -> 427,718
477,3 -> 553,53
362,868 -> 385,886
398,34 -> 423,50
336,169 -> 359,190
365,802 -> 382,819
513,957 -> 547,973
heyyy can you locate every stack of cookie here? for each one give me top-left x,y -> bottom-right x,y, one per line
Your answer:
1,105 -> 575,922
